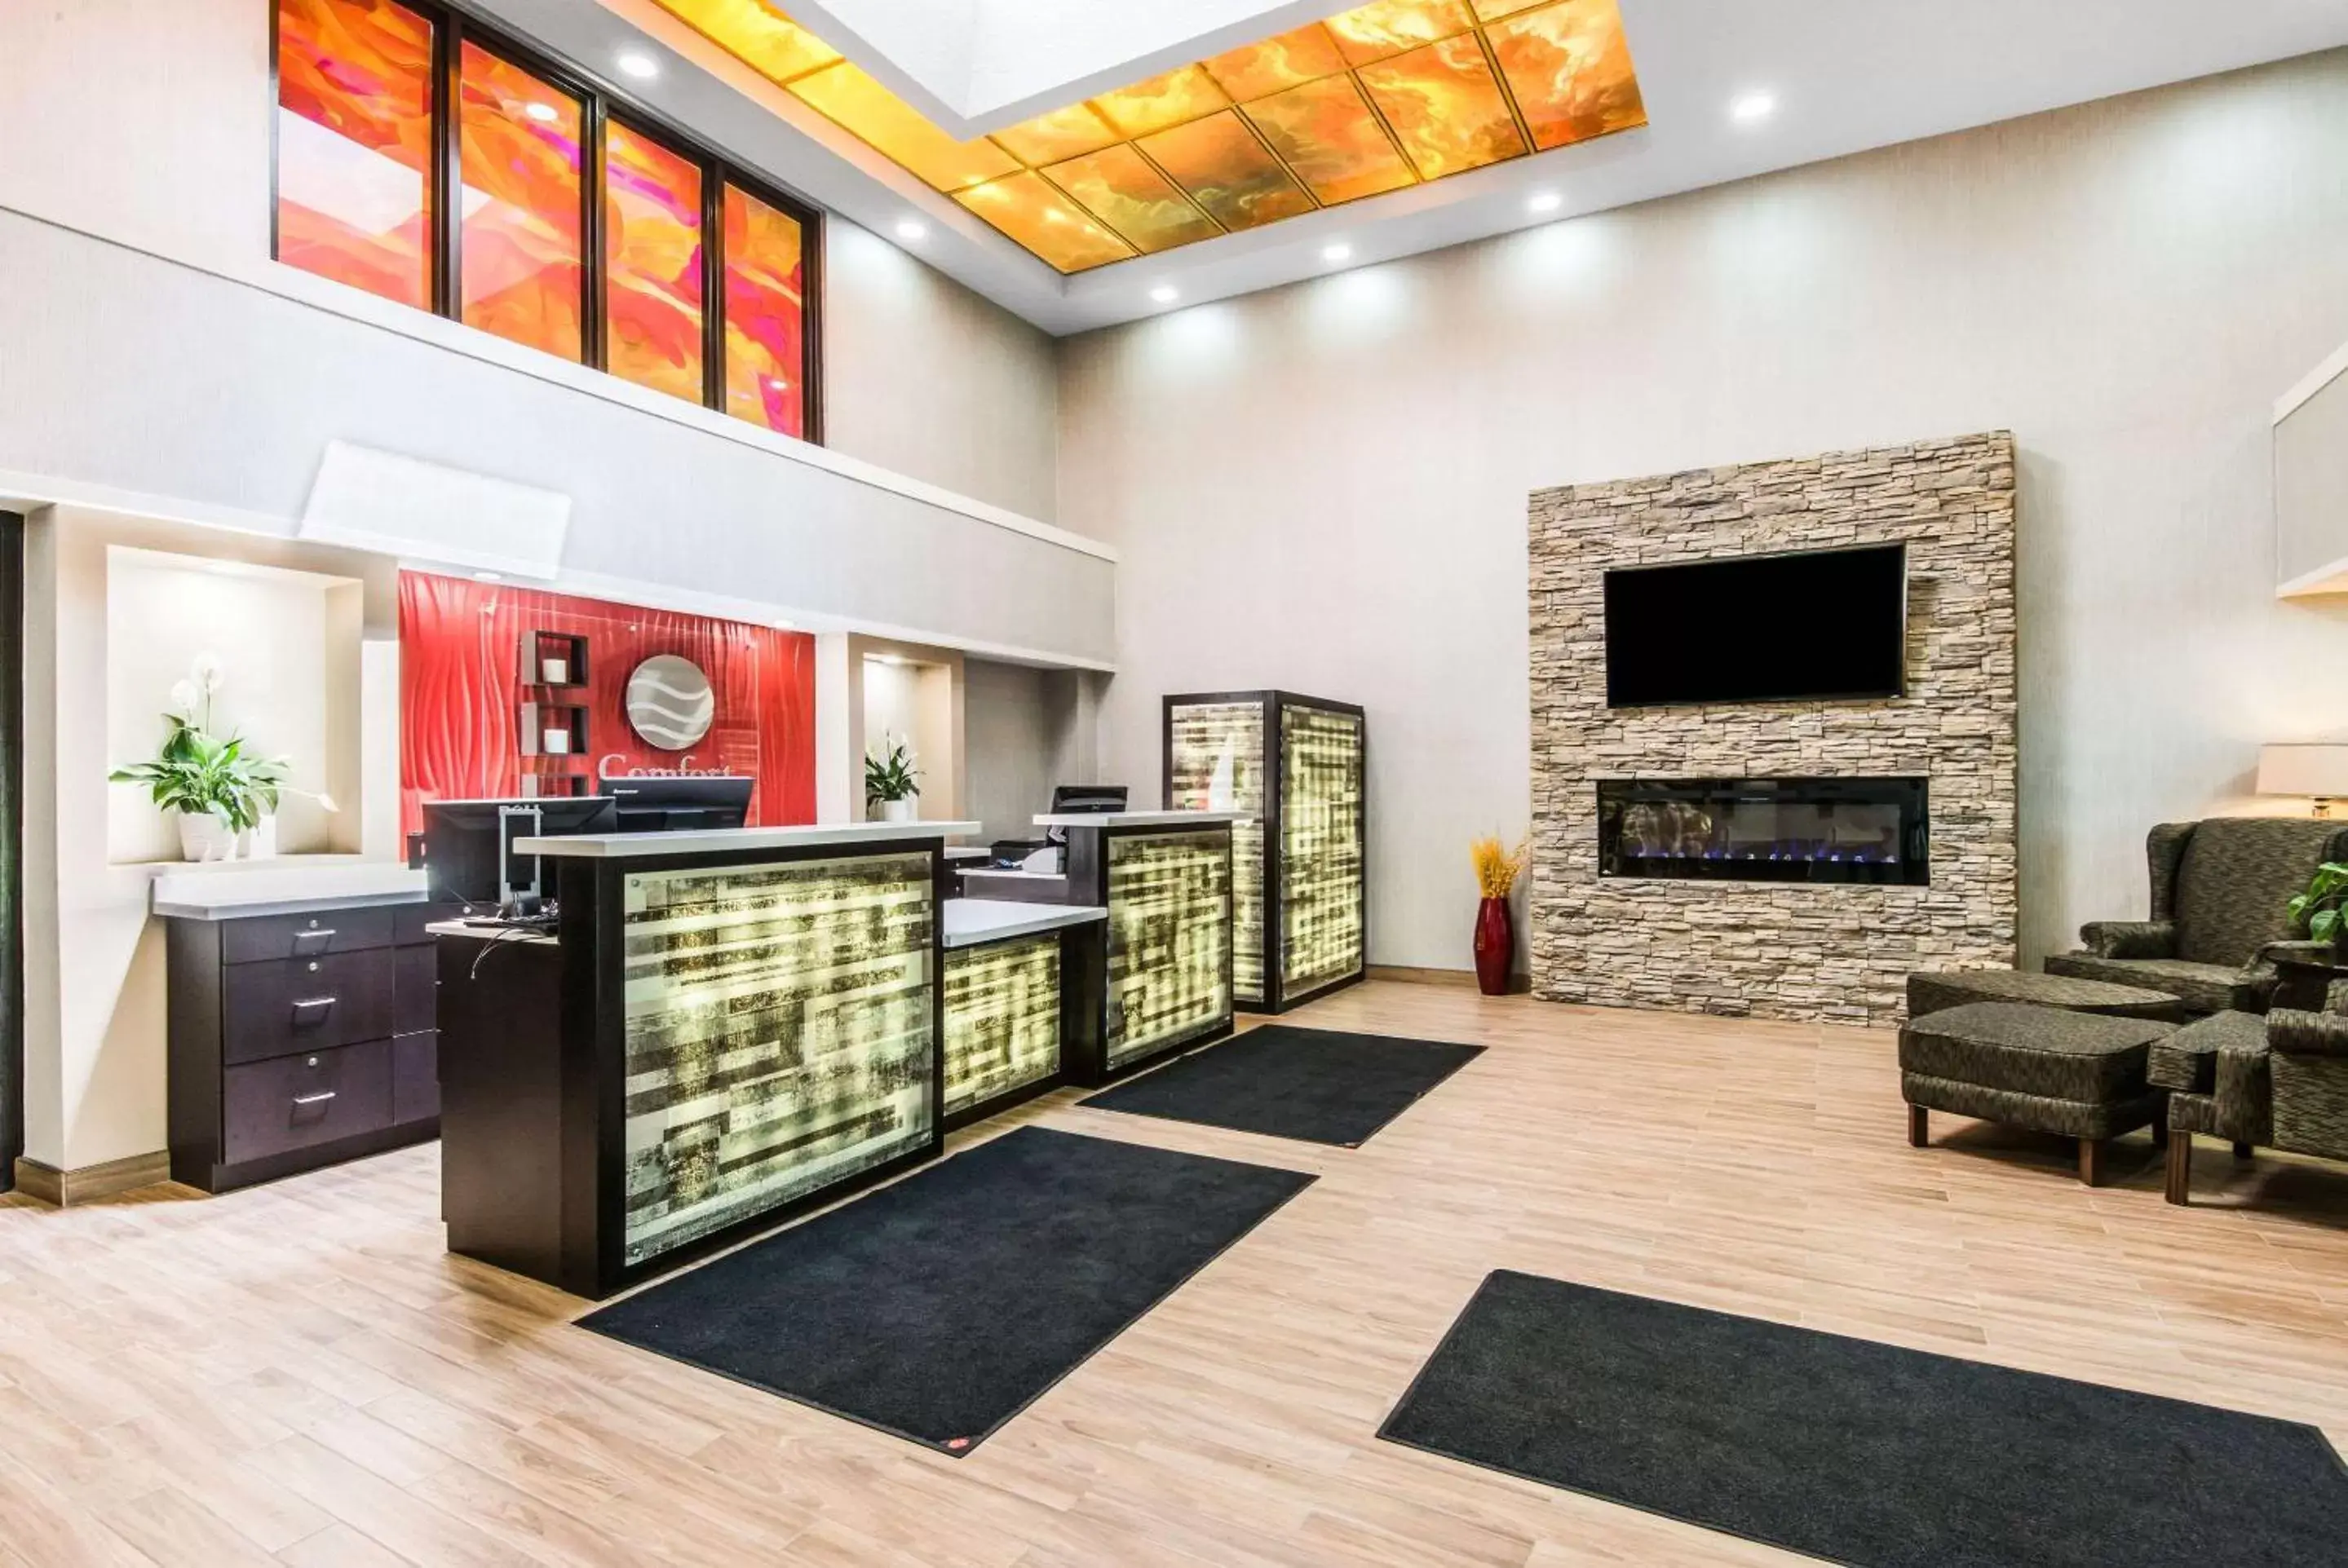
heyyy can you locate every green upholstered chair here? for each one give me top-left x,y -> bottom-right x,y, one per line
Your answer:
2162,987 -> 2348,1203
2045,818 -> 2348,1014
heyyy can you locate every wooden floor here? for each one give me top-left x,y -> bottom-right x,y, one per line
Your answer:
4,982 -> 2347,1566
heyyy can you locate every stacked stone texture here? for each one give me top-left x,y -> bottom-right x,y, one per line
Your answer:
1527,431 -> 2019,1027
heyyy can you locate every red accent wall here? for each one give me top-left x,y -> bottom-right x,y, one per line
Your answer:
399,571 -> 816,839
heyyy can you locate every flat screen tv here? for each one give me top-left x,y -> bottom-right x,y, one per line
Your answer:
1603,542 -> 1908,708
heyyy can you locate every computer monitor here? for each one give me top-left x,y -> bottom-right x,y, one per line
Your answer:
1049,784 -> 1127,815
422,796 -> 619,907
598,774 -> 754,833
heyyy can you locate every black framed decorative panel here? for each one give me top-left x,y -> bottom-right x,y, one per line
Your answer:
617,850 -> 935,1267
1105,831 -> 1233,1071
1165,691 -> 1366,1013
943,935 -> 1060,1118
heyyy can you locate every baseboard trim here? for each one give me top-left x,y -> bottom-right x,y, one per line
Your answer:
1366,965 -> 1531,993
11,1150 -> 173,1207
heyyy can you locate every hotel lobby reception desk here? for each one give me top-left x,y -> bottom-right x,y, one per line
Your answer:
435,821 -> 977,1298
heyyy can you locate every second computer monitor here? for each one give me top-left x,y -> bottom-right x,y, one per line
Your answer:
1049,784 -> 1127,815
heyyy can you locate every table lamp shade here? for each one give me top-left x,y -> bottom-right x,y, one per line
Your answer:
2256,744 -> 2348,799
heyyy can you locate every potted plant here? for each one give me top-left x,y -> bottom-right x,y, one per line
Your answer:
2287,860 -> 2348,959
108,657 -> 315,862
864,736 -> 922,824
1470,835 -> 1528,996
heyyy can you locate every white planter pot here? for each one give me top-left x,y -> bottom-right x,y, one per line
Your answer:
873,797 -> 917,824
177,813 -> 237,863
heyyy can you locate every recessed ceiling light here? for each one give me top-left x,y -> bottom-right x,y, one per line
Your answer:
616,50 -> 660,80
1730,91 -> 1776,125
1149,285 -> 1179,305
1321,242 -> 1353,263
523,102 -> 559,124
895,218 -> 928,242
1526,190 -> 1563,214
474,571 -> 503,583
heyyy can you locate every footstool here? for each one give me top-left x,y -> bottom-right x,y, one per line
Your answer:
1899,1002 -> 2172,1185
1906,968 -> 2178,1022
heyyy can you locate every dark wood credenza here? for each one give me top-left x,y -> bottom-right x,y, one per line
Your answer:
164,896 -> 458,1192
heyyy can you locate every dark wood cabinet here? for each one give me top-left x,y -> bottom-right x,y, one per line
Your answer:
166,897 -> 450,1192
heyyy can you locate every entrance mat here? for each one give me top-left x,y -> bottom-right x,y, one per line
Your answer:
1378,1270 -> 2348,1568
1081,1024 -> 1484,1146
579,1126 -> 1313,1455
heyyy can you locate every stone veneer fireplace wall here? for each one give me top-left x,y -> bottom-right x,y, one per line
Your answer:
1527,432 -> 2019,1027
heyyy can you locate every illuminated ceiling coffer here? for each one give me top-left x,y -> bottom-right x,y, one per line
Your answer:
652,0 -> 1646,272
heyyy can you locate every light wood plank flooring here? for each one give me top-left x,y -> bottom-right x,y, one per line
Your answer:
3,982 -> 2346,1566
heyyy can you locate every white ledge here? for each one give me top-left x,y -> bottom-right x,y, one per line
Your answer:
151,861 -> 429,919
943,899 -> 1107,948
1032,811 -> 1247,828
515,821 -> 983,858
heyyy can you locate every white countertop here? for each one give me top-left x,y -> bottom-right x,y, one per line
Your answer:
943,898 -> 1107,949
960,867 -> 1064,881
513,820 -> 983,859
152,860 -> 430,920
1031,811 -> 1248,828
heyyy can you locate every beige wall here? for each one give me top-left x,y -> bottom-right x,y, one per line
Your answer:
20,509 -> 400,1173
1059,49 -> 2348,973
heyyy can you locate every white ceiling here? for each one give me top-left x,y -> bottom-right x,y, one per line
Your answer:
478,0 -> 2348,337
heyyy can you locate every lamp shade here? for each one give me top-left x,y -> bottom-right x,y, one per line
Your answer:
2256,744 -> 2348,797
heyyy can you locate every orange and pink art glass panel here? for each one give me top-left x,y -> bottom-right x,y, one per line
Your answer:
604,123 -> 706,402
275,0 -> 436,306
722,185 -> 809,439
458,43 -> 585,360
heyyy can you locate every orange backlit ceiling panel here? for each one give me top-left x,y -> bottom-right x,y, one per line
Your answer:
653,0 -> 1644,272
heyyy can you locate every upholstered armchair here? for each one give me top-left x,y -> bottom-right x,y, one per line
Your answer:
2046,818 -> 2348,1014
2162,991 -> 2348,1203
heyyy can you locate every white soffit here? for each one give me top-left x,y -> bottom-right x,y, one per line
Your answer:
299,441 -> 571,581
515,0 -> 2348,336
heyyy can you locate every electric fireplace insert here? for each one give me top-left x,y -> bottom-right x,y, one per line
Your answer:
1596,776 -> 1930,886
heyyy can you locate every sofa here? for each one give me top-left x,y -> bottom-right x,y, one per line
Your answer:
2045,818 -> 2348,1014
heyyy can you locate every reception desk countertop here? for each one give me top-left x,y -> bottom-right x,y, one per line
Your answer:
1032,811 -> 1248,829
514,821 -> 983,858
944,898 -> 1107,949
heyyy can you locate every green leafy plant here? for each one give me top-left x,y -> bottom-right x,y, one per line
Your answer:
107,656 -> 304,831
2287,860 -> 2348,944
864,736 -> 921,805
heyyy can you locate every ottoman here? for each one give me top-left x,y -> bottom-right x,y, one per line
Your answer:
1906,968 -> 2178,1022
1899,1001 -> 2172,1185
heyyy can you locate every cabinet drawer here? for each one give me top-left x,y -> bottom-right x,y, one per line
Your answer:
392,1032 -> 439,1124
223,907 -> 394,965
394,900 -> 479,946
394,943 -> 437,1037
223,1040 -> 393,1164
223,950 -> 394,1065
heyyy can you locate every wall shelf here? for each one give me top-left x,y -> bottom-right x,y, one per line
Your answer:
520,629 -> 590,688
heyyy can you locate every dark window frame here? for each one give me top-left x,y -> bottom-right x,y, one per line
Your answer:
269,0 -> 825,444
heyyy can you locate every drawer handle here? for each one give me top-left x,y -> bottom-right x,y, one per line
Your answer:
290,996 -> 337,1026
291,1091 -> 338,1106
292,929 -> 337,952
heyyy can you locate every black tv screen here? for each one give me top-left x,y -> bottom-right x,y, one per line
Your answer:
1603,543 -> 1908,708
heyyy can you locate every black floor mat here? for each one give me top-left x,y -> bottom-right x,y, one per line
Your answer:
1380,1270 -> 2348,1568
1081,1024 -> 1484,1146
578,1126 -> 1314,1454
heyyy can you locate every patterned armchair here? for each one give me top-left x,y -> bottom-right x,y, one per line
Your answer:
2161,984 -> 2348,1203
2045,818 -> 2348,1014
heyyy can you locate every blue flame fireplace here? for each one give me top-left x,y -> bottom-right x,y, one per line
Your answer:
1596,776 -> 1930,886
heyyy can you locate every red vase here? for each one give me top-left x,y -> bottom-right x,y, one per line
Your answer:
1472,896 -> 1513,996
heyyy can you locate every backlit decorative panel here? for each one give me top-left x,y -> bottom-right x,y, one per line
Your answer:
619,852 -> 935,1265
604,124 -> 705,401
657,0 -> 1645,272
274,0 -> 436,307
1106,831 -> 1233,1070
1281,704 -> 1367,994
1166,703 -> 1267,1005
944,936 -> 1060,1115
721,184 -> 808,437
458,44 -> 585,360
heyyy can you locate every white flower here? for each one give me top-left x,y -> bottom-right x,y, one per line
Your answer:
168,679 -> 197,717
314,793 -> 341,815
190,653 -> 224,694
